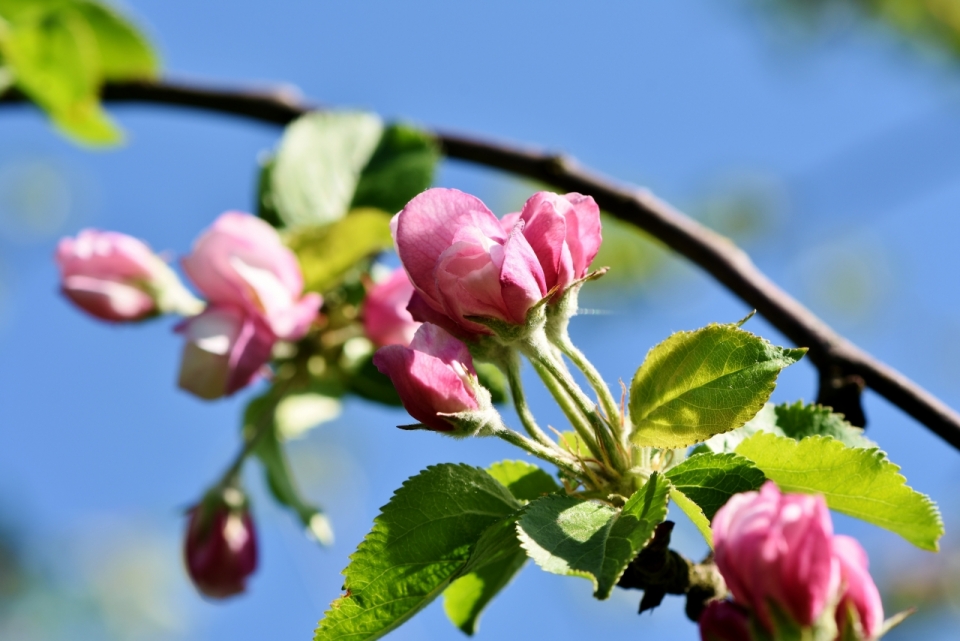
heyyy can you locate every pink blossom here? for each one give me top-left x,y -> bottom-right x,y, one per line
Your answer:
393,188 -> 546,336
176,306 -> 276,400
833,535 -> 884,639
184,500 -> 258,599
55,229 -> 166,321
182,212 -> 320,341
512,191 -> 602,294
712,481 -> 840,630
699,600 -> 752,641
372,323 -> 480,431
363,268 -> 421,347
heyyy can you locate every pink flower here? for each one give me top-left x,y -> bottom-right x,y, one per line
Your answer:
505,192 -> 602,294
393,188 -> 547,336
176,306 -> 276,400
699,600 -> 752,641
372,323 -> 480,432
55,229 -> 169,321
182,212 -> 320,342
363,268 -> 421,347
184,499 -> 258,599
833,535 -> 884,639
712,481 -> 840,630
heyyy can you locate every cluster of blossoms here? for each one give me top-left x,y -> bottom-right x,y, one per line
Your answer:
702,482 -> 885,641
55,212 -> 321,400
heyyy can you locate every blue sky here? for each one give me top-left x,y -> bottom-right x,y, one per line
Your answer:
3,1 -> 960,639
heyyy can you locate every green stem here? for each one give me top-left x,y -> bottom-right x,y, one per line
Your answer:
555,332 -> 624,437
500,351 -> 560,450
495,428 -> 585,480
218,386 -> 286,488
527,356 -> 604,462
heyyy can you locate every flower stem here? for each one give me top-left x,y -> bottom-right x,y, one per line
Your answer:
495,427 -> 585,480
527,355 -> 604,464
499,350 -> 561,450
554,331 -> 624,438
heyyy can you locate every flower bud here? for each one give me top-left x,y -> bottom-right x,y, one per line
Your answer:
363,267 -> 421,347
372,323 -> 492,433
182,212 -> 321,341
509,191 -> 602,295
833,535 -> 884,639
55,229 -> 198,321
184,492 -> 258,599
712,482 -> 840,631
177,306 -> 275,400
699,600 -> 752,641
393,188 -> 546,337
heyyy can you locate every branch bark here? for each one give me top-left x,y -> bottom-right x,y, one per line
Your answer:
3,78 -> 959,449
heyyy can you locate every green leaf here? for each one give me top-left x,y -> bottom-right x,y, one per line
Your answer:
475,361 -> 508,405
629,323 -> 806,448
668,487 -> 713,548
736,433 -> 944,551
274,392 -> 341,440
314,464 -> 521,641
71,0 -> 158,80
244,395 -> 333,545
443,552 -> 526,636
774,401 -> 875,449
267,111 -> 384,228
698,403 -> 783,454
350,122 -> 439,215
486,460 -> 560,503
665,452 -> 765,520
286,208 -> 394,294
346,355 -> 403,406
517,472 -> 670,599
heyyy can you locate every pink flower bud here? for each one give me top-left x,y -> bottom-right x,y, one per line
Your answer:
393,188 -> 547,336
832,535 -> 884,639
712,482 -> 840,631
363,268 -> 421,347
184,499 -> 258,599
512,191 -> 602,294
176,306 -> 275,400
699,600 -> 752,641
372,323 -> 481,431
182,212 -> 321,341
55,229 -> 168,321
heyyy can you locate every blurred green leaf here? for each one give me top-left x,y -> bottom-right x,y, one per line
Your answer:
265,111 -> 384,228
346,355 -> 403,406
350,122 -> 440,214
244,395 -> 333,545
71,0 -> 158,80
475,361 -> 507,405
286,208 -> 394,294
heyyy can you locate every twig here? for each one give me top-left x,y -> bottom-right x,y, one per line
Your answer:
4,78 -> 960,449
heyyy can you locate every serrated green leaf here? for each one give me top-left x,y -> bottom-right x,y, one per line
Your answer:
244,395 -> 332,545
314,464 -> 520,641
486,460 -> 560,503
665,452 -> 765,520
517,473 -> 670,599
268,111 -> 383,228
443,552 -> 526,636
774,401 -> 875,449
668,487 -> 713,548
736,433 -> 943,551
629,323 -> 805,448
286,208 -> 394,294
350,122 -> 439,214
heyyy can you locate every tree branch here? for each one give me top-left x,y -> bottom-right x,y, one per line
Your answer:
3,78 -> 959,449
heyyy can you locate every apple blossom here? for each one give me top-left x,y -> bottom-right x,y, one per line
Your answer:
184,494 -> 258,599
362,267 -> 420,347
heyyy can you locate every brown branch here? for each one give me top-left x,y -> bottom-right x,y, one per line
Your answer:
4,78 -> 960,449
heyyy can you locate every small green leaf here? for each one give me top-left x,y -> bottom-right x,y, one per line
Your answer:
314,464 -> 520,641
443,552 -> 526,636
351,122 -> 440,215
774,401 -> 875,449
486,460 -> 560,503
517,473 -> 670,599
346,355 -> 403,406
244,395 -> 332,545
71,0 -> 158,80
557,430 -> 591,458
665,452 -> 765,520
286,208 -> 394,294
475,361 -> 507,405
629,323 -> 805,448
268,111 -> 384,228
736,433 -> 944,551
668,488 -> 713,548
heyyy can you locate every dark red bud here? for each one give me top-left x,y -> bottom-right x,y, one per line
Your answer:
184,502 -> 258,599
